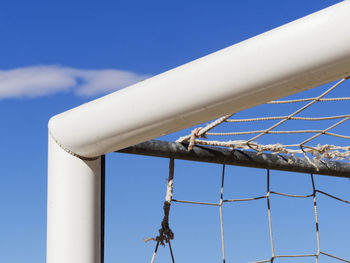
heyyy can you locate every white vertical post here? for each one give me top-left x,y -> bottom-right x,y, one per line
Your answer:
47,135 -> 101,263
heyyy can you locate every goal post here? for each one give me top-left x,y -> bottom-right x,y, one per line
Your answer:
47,1 -> 350,263
47,136 -> 103,263
48,1 -> 350,158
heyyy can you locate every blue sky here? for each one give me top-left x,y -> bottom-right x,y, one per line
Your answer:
0,0 -> 349,262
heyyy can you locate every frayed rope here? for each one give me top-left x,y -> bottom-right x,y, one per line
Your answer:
144,201 -> 174,246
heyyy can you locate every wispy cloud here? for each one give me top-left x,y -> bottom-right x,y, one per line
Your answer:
0,65 -> 149,99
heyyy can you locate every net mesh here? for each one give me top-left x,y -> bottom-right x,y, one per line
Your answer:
147,78 -> 350,262
148,158 -> 350,263
177,78 -> 350,166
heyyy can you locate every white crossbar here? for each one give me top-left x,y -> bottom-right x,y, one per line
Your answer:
47,2 -> 350,263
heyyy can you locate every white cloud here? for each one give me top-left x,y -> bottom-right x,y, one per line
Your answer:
0,65 -> 149,99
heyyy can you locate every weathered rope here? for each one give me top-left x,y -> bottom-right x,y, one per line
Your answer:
149,158 -> 350,262
267,97 -> 350,104
225,114 -> 350,122
170,168 -> 350,262
247,78 -> 347,143
146,158 -> 175,263
148,78 -> 350,262
188,139 -> 350,163
266,170 -> 275,260
219,164 -> 226,263
207,129 -> 350,137
177,78 -> 350,164
155,201 -> 174,246
177,114 -> 233,150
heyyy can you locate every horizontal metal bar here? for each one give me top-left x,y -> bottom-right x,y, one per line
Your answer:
49,1 -> 350,158
117,140 -> 350,178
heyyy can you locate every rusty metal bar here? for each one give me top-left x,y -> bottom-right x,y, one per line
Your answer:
118,140 -> 350,178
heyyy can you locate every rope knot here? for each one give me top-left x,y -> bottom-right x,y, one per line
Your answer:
188,127 -> 202,151
144,201 -> 174,246
156,201 -> 174,246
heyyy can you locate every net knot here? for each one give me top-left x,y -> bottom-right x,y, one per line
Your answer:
154,201 -> 174,246
144,201 -> 174,247
188,127 -> 203,151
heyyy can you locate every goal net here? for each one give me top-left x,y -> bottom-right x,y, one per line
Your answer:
120,78 -> 350,263
178,78 -> 350,165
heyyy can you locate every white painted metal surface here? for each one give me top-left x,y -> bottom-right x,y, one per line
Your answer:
47,136 -> 101,263
47,2 -> 350,263
49,1 -> 350,158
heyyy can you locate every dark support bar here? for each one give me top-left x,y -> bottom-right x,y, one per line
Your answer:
118,140 -> 350,178
100,155 -> 105,263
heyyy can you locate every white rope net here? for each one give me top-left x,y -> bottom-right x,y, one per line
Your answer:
147,159 -> 350,263
177,77 -> 350,167
146,78 -> 350,262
